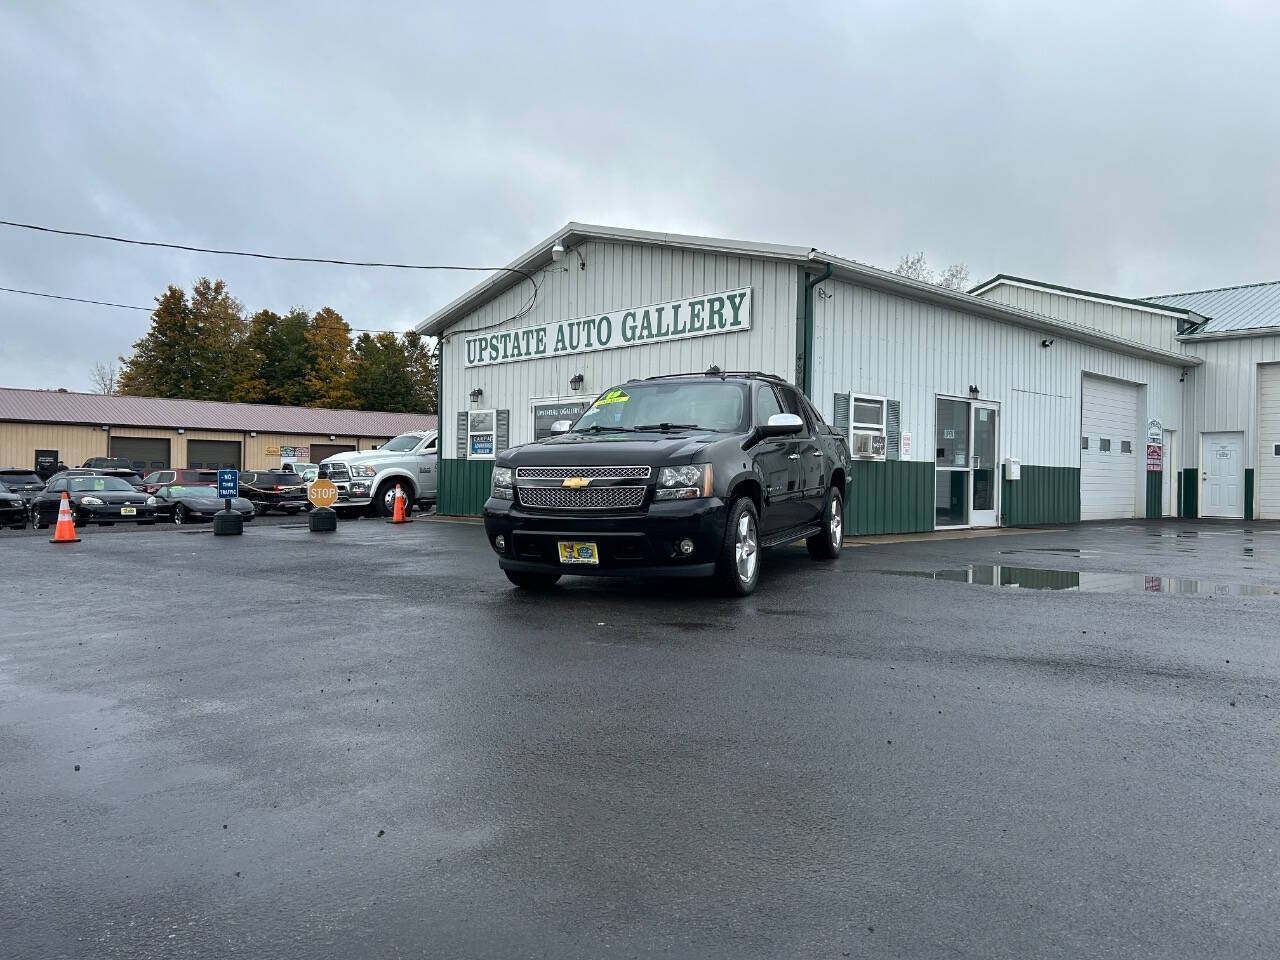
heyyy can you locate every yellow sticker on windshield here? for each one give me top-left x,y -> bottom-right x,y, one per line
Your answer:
592,389 -> 629,407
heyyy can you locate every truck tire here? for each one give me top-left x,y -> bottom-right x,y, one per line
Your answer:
504,570 -> 561,590
374,479 -> 413,518
806,486 -> 844,560
714,497 -> 761,596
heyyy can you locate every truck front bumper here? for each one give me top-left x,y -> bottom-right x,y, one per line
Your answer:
483,496 -> 727,578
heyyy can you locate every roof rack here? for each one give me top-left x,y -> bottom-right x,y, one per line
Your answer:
643,368 -> 789,383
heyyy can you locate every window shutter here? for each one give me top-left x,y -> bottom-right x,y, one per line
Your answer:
833,393 -> 850,437
496,409 -> 510,453
456,411 -> 468,460
886,399 -> 901,460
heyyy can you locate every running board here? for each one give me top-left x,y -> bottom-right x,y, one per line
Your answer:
760,525 -> 822,549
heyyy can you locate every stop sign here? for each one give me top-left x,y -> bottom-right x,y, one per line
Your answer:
308,478 -> 339,509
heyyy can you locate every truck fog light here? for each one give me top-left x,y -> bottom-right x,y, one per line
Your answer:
678,538 -> 695,555
494,535 -> 506,551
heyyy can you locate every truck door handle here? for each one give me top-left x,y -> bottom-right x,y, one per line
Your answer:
811,451 -> 823,457
788,453 -> 800,460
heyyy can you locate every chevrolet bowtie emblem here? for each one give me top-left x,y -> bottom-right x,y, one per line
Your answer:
562,477 -> 590,489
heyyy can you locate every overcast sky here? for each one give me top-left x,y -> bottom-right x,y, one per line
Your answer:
2,1 -> 1277,391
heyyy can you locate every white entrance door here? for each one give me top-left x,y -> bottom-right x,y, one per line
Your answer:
1201,431 -> 1245,518
1162,430 -> 1175,516
1080,375 -> 1139,520
1259,364 -> 1280,520
971,403 -> 999,527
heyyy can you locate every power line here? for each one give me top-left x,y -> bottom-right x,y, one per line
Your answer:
0,284 -> 150,311
0,217 -> 539,321
0,283 -> 421,335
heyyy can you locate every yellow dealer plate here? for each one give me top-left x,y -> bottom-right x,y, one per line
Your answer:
557,541 -> 599,565
120,507 -> 136,516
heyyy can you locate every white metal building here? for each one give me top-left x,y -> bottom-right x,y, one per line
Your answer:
973,276 -> 1280,521
420,224 -> 1201,532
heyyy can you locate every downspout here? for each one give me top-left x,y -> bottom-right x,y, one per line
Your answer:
801,262 -> 832,398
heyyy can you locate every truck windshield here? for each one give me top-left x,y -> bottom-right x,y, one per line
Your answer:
572,381 -> 750,434
378,433 -> 424,453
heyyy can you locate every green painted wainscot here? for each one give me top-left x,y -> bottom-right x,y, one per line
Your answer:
438,459 -> 495,516
1145,471 -> 1163,520
1000,465 -> 1080,526
844,460 -> 935,536
1179,468 -> 1197,519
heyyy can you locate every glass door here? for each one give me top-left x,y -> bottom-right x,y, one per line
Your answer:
971,403 -> 999,527
935,398 -> 1000,529
935,399 -> 970,527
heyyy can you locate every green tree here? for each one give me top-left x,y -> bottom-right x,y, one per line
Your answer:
402,330 -> 439,414
118,285 -> 199,397
304,307 -> 358,409
351,332 -> 415,412
187,278 -> 252,400
245,307 -> 314,405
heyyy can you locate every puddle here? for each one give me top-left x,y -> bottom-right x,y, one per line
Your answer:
878,564 -> 1280,596
1000,547 -> 1101,559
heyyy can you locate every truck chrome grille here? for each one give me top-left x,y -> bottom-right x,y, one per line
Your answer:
517,485 -> 646,511
323,463 -> 351,481
516,465 -> 651,481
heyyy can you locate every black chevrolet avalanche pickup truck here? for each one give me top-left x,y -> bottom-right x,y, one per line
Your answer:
484,371 -> 852,596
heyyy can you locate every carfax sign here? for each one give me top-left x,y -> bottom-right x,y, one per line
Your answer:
463,287 -> 752,367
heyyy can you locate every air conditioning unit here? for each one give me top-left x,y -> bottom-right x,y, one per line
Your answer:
852,431 -> 876,457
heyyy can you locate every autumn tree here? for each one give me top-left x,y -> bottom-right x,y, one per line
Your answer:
89,360 -> 119,395
402,330 -> 439,414
304,307 -> 358,409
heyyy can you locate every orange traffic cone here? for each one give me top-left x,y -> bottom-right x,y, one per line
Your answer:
50,491 -> 81,544
386,483 -> 412,524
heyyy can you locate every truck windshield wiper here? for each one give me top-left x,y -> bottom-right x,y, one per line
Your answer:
635,423 -> 701,432
573,424 -> 639,433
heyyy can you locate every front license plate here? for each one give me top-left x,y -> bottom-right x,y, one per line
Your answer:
558,541 -> 599,565
120,506 -> 137,516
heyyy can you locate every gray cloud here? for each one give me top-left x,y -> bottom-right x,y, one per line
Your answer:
2,0 -> 1277,389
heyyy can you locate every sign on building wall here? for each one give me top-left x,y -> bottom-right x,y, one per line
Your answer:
1146,418 -> 1163,443
1146,442 -> 1163,472
463,287 -> 752,368
468,409 -> 496,459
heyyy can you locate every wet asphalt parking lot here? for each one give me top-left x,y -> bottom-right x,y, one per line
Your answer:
2,517 -> 1279,959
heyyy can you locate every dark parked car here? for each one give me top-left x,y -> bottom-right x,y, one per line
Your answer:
0,486 -> 27,528
238,469 -> 308,515
484,370 -> 852,596
45,467 -> 146,491
139,468 -> 219,494
81,457 -> 136,470
30,475 -> 157,528
151,484 -> 255,525
0,468 -> 48,503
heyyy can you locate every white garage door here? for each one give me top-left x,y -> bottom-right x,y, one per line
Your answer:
1080,375 -> 1139,520
1259,364 -> 1280,520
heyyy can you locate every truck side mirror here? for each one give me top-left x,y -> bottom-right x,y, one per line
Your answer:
550,420 -> 573,435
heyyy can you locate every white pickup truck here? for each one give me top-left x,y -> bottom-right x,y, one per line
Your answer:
319,430 -> 438,517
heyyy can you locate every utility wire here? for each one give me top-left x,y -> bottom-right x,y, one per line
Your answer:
0,284 -> 150,311
0,284 -> 421,335
0,217 -> 540,322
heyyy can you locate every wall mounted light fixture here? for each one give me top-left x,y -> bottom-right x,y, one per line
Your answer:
469,387 -> 483,405
569,373 -> 585,391
1040,338 -> 1055,348
101,425 -> 109,431
177,427 -> 185,434
328,434 -> 337,441
968,385 -> 980,398
250,431 -> 257,438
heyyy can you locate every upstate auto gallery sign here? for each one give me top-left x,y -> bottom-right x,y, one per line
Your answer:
463,287 -> 752,368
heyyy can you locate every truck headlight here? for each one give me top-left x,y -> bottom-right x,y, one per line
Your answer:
350,465 -> 376,478
491,466 -> 514,500
80,495 -> 104,505
655,463 -> 711,500
146,495 -> 157,506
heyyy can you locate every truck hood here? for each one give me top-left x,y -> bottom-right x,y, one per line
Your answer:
501,431 -> 719,466
325,449 -> 410,466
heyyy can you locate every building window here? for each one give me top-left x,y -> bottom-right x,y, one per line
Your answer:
1121,440 -> 1132,454
1100,438 -> 1112,453
1081,436 -> 1089,450
851,394 -> 887,459
468,409 -> 496,459
531,398 -> 590,441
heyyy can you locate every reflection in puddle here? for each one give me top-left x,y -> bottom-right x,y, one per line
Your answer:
879,565 -> 1280,596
